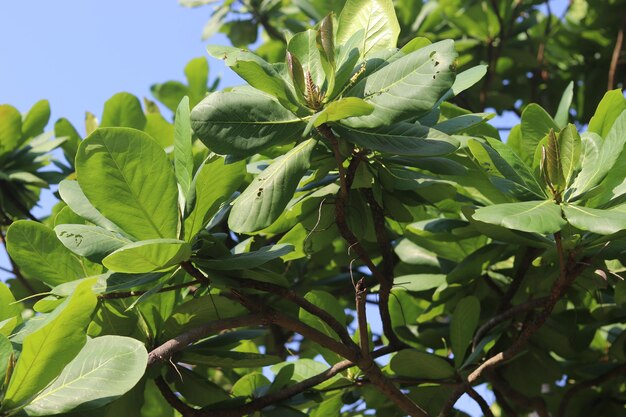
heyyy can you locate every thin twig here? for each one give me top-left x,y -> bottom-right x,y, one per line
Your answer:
466,386 -> 495,417
155,376 -> 198,417
181,261 -> 211,285
355,278 -> 370,358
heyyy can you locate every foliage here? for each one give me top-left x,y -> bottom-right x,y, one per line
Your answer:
1,1 -> 625,417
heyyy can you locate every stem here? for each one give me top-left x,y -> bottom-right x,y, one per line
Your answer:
466,386 -> 494,417
355,278 -> 370,358
608,15 -> 626,90
155,376 -> 198,417
181,261 -> 211,285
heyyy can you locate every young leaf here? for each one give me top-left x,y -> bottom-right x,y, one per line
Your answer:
174,96 -> 194,198
23,336 -> 148,416
3,279 -> 97,410
317,14 -> 335,66
336,0 -> 400,58
334,122 -> 458,156
554,81 -> 573,128
520,104 -> 559,164
100,92 -> 147,130
102,239 -> 191,273
191,89 -> 305,157
76,128 -> 179,240
287,29 -> 326,92
304,97 -> 373,135
229,139 -> 317,233
544,129 -> 565,191
558,124 -> 581,187
450,296 -> 480,367
472,200 -> 566,234
343,40 -> 457,128
6,221 -> 86,286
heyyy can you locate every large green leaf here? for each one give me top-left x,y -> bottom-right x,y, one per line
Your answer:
190,89 -> 305,157
3,279 -> 97,410
334,122 -> 458,156
75,128 -> 179,240
450,296 -> 480,368
102,239 -> 191,273
587,89 -> 626,138
6,221 -> 86,286
54,224 -> 132,262
472,200 -> 566,234
572,112 -> 626,198
342,40 -> 457,128
195,244 -> 292,271
0,104 -> 22,157
58,180 -> 125,235
390,350 -> 455,380
562,204 -> 626,235
336,0 -> 400,58
206,46 -> 299,112
100,93 -> 146,130
183,156 -> 245,240
23,336 -> 147,416
174,96 -> 194,198
520,104 -> 559,164
229,139 -> 317,233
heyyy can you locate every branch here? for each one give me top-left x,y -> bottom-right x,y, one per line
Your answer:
608,15 -> 626,90
355,278 -> 370,358
181,261 -> 211,285
473,297 -> 549,349
155,376 -> 199,417
558,362 -> 626,417
465,386 -> 495,417
148,315 -> 264,366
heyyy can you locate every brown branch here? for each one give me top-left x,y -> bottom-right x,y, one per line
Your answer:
558,362 -> 626,417
473,296 -> 549,349
148,315 -> 264,366
155,376 -> 199,417
181,261 -> 211,285
438,253 -> 590,416
100,279 -> 202,299
466,386 -> 495,417
608,15 -> 626,90
355,278 -> 370,358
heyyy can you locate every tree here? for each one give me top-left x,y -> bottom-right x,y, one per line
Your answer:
0,1 -> 625,417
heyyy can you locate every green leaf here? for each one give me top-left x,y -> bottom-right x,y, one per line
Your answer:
0,104 -> 22,156
520,104 -> 559,164
23,336 -> 147,416
231,373 -> 271,398
287,29 -> 326,91
151,81 -> 188,113
558,124 -> 581,187
343,40 -> 457,128
572,112 -> 626,198
102,239 -> 191,273
390,350 -> 455,380
58,180 -> 126,235
0,282 -> 21,336
472,201 -> 566,234
195,244 -> 292,271
336,0 -> 400,58
183,157 -> 245,240
554,81 -> 573,128
21,100 -> 51,142
588,89 -> 626,138
180,350 -> 281,368
434,113 -> 493,135
334,122 -> 458,156
393,274 -> 447,292
544,129 -> 565,190
6,221 -> 86,286
450,296 -> 480,367
229,139 -> 317,233
100,93 -> 147,130
54,225 -> 132,262
0,334 -> 12,386
562,205 -> 626,235
54,118 -> 82,164
3,279 -> 97,410
443,65 -> 487,101
76,128 -> 179,240
184,57 -> 209,106
206,46 -> 299,112
174,96 -> 194,197
306,97 -> 373,134
299,290 -> 346,341
190,89 -> 305,157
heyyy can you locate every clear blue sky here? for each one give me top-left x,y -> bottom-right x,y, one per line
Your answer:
0,2 -> 569,415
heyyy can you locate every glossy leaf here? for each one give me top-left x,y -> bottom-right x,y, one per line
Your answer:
75,128 -> 179,240
3,279 -> 97,409
191,89 -> 305,157
23,336 -> 147,416
343,40 -> 457,128
336,0 -> 400,58
472,200 -> 566,234
450,296 -> 480,367
6,221 -> 86,286
229,139 -> 317,233
102,239 -> 191,273
334,122 -> 458,156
